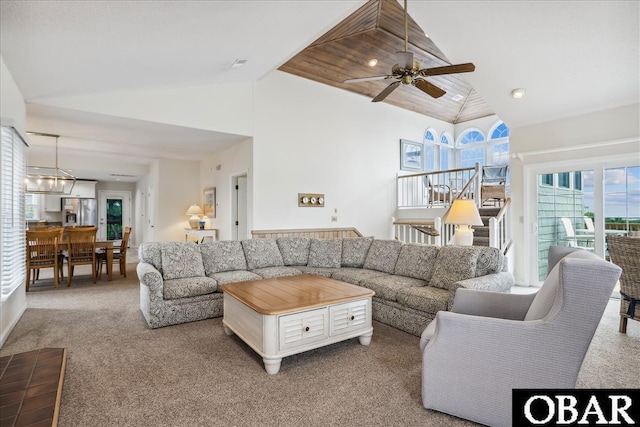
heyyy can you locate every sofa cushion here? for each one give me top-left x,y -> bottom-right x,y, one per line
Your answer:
251,266 -> 303,279
296,266 -> 341,278
394,244 -> 440,281
360,275 -> 427,302
475,247 -> 505,277
332,268 -> 388,286
277,237 -> 311,266
199,241 -> 247,275
396,286 -> 452,315
160,242 -> 205,280
341,237 -> 373,268
163,277 -> 218,300
138,242 -> 164,273
524,249 -> 596,321
241,239 -> 284,270
210,270 -> 262,285
429,246 -> 479,290
363,239 -> 403,274
308,238 -> 342,268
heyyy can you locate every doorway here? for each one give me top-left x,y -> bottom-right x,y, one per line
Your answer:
232,174 -> 248,240
98,190 -> 132,242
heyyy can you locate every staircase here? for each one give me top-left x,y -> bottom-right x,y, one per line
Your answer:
473,207 -> 501,247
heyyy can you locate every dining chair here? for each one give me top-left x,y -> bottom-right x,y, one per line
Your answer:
606,235 -> 640,333
25,228 -> 65,291
64,226 -> 97,286
97,226 -> 131,279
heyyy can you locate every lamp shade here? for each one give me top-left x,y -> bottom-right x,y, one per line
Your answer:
445,199 -> 483,226
185,204 -> 203,216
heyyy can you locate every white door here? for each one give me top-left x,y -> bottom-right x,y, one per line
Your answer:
232,175 -> 248,240
98,190 -> 132,241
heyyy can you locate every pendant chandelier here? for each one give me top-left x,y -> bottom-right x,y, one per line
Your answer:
24,132 -> 76,194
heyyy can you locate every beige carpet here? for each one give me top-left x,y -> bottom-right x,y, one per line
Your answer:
1,265 -> 639,427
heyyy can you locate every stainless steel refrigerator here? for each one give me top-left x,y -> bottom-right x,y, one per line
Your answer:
62,198 -> 98,227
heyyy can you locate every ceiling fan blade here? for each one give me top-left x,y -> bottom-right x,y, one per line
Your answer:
372,81 -> 401,102
343,75 -> 394,84
414,79 -> 446,99
396,51 -> 414,69
419,63 -> 476,77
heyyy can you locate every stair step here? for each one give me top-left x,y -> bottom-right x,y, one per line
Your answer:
474,226 -> 490,237
479,207 -> 500,216
473,236 -> 490,246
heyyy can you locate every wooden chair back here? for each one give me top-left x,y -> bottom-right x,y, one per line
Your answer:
66,227 -> 97,263
26,228 -> 64,290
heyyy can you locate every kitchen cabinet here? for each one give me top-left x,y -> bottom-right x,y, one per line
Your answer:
44,194 -> 62,212
68,181 -> 96,198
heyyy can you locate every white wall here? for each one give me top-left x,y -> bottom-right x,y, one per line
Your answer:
510,103 -> 640,284
253,71 -> 452,238
199,138 -> 253,241
154,158 -> 201,242
0,55 -> 27,347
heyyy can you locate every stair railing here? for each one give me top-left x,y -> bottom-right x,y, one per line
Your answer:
397,164 -> 480,209
488,197 -> 512,254
439,163 -> 481,243
392,217 -> 442,245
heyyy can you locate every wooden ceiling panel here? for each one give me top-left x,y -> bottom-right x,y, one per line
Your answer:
279,0 -> 494,124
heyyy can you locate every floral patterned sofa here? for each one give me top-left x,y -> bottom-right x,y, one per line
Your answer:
137,238 -> 514,335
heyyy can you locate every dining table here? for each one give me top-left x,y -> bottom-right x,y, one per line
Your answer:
59,235 -> 115,281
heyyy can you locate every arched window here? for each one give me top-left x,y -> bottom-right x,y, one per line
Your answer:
423,128 -> 439,171
458,129 -> 486,168
440,133 -> 453,169
490,123 -> 509,139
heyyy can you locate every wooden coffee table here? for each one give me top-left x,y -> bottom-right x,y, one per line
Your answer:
220,274 -> 375,374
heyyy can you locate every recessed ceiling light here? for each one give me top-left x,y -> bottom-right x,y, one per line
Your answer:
230,59 -> 247,69
511,88 -> 526,99
451,94 -> 464,102
367,58 -> 378,67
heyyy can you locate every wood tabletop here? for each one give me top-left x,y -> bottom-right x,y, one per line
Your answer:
219,274 -> 374,315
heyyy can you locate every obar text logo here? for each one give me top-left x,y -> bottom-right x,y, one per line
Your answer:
513,389 -> 639,426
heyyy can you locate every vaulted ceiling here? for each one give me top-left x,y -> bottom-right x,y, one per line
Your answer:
279,0 -> 494,124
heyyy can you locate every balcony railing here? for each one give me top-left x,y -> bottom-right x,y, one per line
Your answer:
397,164 -> 480,209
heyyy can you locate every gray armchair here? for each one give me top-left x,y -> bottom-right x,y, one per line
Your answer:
419,247 -> 621,427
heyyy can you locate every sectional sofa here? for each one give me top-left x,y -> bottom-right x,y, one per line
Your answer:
137,237 -> 514,335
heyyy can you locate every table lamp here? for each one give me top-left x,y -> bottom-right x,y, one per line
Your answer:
185,204 -> 204,229
444,199 -> 484,246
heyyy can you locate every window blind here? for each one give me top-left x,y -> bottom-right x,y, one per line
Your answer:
1,125 -> 26,301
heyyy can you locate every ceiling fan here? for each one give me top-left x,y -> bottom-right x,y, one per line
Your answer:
343,0 -> 475,102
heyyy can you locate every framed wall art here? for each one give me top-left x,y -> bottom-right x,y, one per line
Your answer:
400,139 -> 423,172
203,187 -> 216,218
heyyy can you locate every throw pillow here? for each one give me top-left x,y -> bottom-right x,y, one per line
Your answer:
474,247 -> 504,276
363,239 -> 403,274
341,237 -> 373,268
394,243 -> 440,281
429,246 -> 478,290
308,238 -> 342,268
160,242 -> 205,280
199,241 -> 247,275
241,239 -> 284,270
277,237 -> 311,266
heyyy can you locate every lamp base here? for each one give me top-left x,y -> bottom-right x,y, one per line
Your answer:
189,216 -> 200,229
453,224 -> 475,246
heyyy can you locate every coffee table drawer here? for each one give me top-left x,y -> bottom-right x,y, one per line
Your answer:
329,298 -> 370,336
279,308 -> 329,351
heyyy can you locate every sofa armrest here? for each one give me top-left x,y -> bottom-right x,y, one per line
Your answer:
137,262 -> 164,298
452,271 -> 514,293
450,288 -> 537,320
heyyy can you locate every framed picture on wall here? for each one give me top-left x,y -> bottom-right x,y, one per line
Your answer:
400,139 -> 423,171
203,187 -> 216,218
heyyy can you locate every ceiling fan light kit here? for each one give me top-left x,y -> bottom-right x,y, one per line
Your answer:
343,0 -> 476,103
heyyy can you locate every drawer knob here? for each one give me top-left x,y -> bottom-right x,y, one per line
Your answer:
350,315 -> 355,321
304,326 -> 310,332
